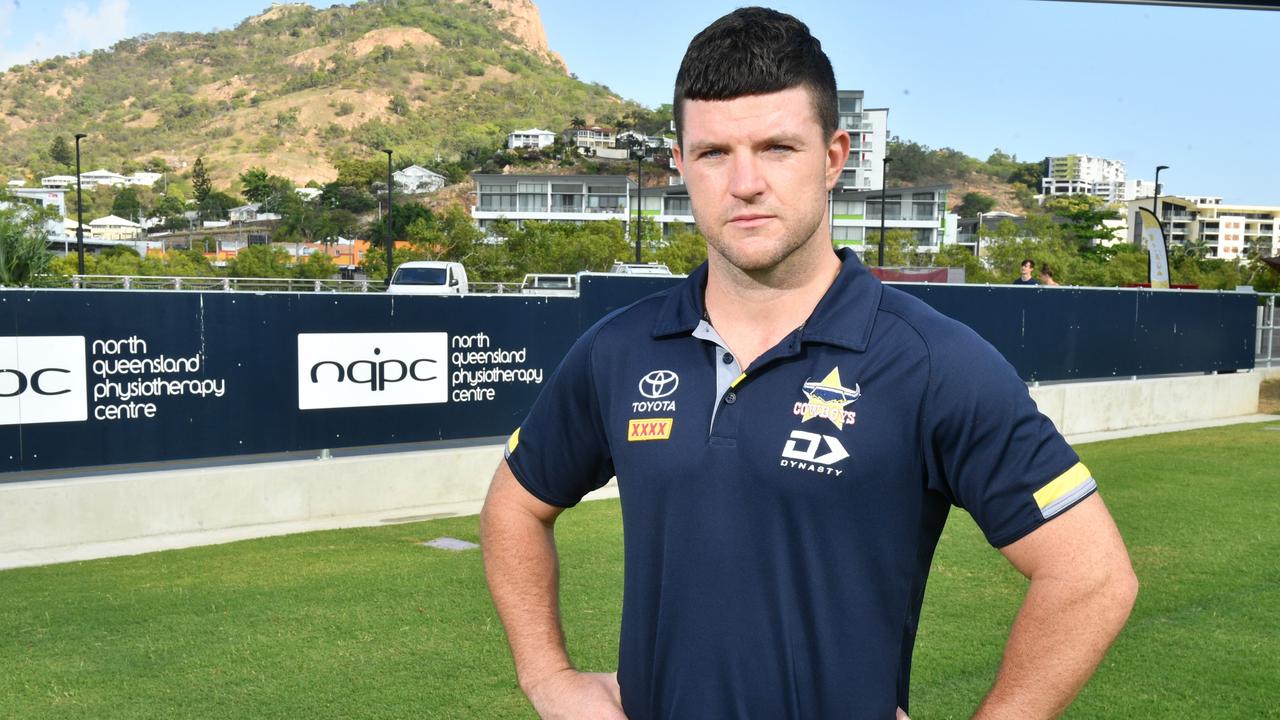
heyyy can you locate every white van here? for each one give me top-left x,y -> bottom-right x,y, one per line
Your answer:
387,261 -> 469,295
520,273 -> 578,296
609,261 -> 672,276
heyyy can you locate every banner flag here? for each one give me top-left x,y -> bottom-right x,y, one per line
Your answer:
1134,207 -> 1171,289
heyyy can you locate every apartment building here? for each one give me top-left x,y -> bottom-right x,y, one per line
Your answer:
831,185 -> 957,255
836,90 -> 889,191
471,174 -> 634,232
633,183 -> 695,237
7,187 -> 67,216
1040,154 -> 1157,204
1125,196 -> 1280,260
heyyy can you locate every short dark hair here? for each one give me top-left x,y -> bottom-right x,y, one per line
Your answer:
1021,259 -> 1035,268
673,7 -> 838,148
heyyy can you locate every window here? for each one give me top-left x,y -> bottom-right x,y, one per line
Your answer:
832,199 -> 864,216
832,226 -> 865,243
665,197 -> 691,215
912,193 -> 937,220
866,200 -> 901,221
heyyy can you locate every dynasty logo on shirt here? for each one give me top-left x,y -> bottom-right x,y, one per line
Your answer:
793,367 -> 860,430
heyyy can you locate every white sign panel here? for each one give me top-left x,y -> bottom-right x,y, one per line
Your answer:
298,332 -> 448,410
0,336 -> 88,426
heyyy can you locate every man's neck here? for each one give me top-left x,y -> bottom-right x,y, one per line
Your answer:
703,243 -> 842,369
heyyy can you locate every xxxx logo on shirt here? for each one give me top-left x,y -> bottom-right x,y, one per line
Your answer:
628,418 -> 673,441
793,367 -> 860,430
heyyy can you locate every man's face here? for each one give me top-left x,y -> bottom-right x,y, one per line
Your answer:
673,86 -> 849,273
1021,262 -> 1034,278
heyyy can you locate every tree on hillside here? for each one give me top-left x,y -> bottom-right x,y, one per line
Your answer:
273,194 -> 326,246
228,245 -> 292,278
1006,160 -> 1045,191
954,191 -> 997,218
49,136 -> 73,167
191,157 -> 212,204
1042,194 -> 1121,249
111,187 -> 142,221
199,191 -> 239,221
240,167 -> 295,211
332,156 -> 384,189
239,167 -> 272,203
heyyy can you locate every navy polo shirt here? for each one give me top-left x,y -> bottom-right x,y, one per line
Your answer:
505,248 -> 1096,719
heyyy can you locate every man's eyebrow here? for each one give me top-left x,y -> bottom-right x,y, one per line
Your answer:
684,140 -> 725,154
685,133 -> 808,154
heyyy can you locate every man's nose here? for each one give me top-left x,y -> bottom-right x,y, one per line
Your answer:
728,153 -> 766,200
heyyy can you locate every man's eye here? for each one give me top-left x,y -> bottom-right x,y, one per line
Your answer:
768,145 -> 793,153
700,149 -> 724,159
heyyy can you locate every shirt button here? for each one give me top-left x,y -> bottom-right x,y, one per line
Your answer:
722,352 -> 734,365
723,392 -> 737,404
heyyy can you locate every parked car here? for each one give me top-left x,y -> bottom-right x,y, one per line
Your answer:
520,273 -> 578,295
387,261 -> 469,294
609,261 -> 672,275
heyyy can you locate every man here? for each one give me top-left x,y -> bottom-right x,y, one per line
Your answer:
482,8 -> 1137,719
1014,258 -> 1040,285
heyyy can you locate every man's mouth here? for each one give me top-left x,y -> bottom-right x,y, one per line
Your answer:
728,214 -> 774,228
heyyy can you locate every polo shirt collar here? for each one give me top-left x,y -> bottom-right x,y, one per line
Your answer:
651,248 -> 882,352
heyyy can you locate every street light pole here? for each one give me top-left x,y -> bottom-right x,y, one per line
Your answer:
383,149 -> 394,288
877,156 -> 893,267
74,133 -> 87,275
1152,165 -> 1168,219
975,211 -> 984,259
634,141 -> 643,263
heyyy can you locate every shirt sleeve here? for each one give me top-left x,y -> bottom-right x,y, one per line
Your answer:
921,320 -> 1096,548
504,320 -> 616,508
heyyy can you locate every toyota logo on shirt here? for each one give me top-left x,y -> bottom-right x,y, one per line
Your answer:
638,370 -> 679,399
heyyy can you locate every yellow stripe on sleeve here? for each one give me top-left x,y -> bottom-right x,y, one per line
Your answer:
1033,462 -> 1093,510
506,427 -> 521,454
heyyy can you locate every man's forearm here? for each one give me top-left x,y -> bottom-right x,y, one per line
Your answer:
480,476 -> 573,694
974,562 -> 1138,719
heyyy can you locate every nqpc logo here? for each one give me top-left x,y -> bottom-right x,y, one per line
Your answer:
309,348 -> 438,392
0,336 -> 88,426
638,370 -> 679,399
298,333 -> 448,410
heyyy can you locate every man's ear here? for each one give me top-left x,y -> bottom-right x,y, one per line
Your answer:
825,129 -> 851,191
672,142 -> 685,178
824,128 -> 855,189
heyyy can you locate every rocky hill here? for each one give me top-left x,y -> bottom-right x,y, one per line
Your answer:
0,0 -> 635,187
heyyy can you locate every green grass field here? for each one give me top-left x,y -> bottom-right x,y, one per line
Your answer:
2,423 -> 1278,719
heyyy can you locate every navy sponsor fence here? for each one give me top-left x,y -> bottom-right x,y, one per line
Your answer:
0,275 -> 1255,475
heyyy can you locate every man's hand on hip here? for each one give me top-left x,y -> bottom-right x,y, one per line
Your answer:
527,669 -> 626,719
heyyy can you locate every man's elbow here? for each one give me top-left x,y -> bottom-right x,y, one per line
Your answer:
1091,551 -> 1139,629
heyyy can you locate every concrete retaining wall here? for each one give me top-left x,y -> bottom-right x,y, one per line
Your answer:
1029,372 -> 1260,436
0,372 -> 1264,570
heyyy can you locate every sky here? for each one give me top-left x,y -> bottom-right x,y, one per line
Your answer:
1,0 -> 1277,204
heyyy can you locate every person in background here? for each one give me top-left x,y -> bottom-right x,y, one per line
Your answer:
1040,264 -> 1060,286
1013,258 -> 1039,285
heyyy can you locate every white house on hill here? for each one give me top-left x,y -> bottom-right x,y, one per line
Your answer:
89,215 -> 142,240
392,165 -> 446,194
508,128 -> 557,150
80,169 -> 129,188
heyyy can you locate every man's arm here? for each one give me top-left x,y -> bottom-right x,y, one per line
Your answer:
480,459 -> 626,719
974,493 -> 1139,719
